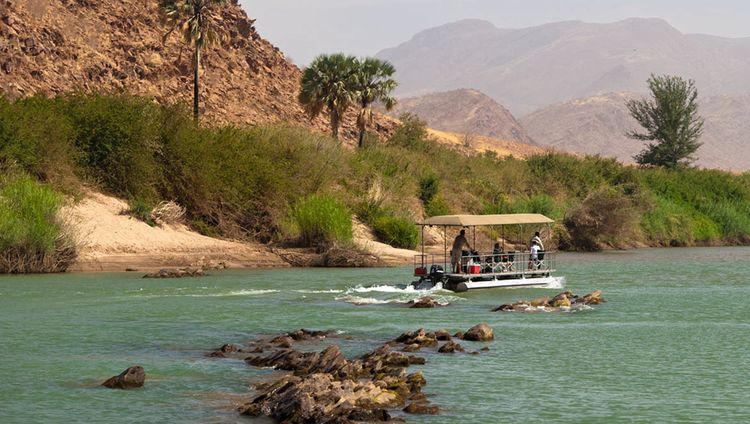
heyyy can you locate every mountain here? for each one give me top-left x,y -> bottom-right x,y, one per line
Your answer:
390,89 -> 534,144
377,18 -> 750,115
521,92 -> 750,170
0,0 -> 392,141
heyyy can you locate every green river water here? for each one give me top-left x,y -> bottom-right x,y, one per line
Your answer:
1,247 -> 749,423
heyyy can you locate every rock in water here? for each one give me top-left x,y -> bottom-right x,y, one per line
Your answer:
437,340 -> 465,353
462,324 -> 494,341
408,296 -> 443,308
102,366 -> 145,389
142,267 -> 205,278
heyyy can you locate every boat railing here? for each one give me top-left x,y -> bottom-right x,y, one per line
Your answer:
414,250 -> 555,276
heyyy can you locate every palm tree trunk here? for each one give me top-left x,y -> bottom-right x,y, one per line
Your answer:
330,109 -> 340,140
193,47 -> 200,121
358,126 -> 365,148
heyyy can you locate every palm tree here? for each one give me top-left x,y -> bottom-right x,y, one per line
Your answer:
352,58 -> 397,148
160,0 -> 227,121
299,54 -> 358,140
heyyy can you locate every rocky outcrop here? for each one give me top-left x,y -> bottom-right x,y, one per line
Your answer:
142,267 -> 205,278
493,290 -> 606,312
0,0 -> 394,143
407,296 -> 445,308
462,323 -> 494,341
101,366 -> 145,389
212,328 -> 488,422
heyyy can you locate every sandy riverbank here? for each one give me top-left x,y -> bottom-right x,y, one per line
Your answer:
64,192 -> 418,272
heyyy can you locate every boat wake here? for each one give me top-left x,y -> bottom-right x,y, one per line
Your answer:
335,283 -> 461,306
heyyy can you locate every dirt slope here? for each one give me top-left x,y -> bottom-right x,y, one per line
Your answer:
0,0 -> 393,142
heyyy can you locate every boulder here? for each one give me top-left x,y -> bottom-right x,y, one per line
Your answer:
434,329 -> 451,341
463,324 -> 494,341
403,402 -> 440,415
101,366 -> 145,389
408,296 -> 444,308
142,267 -> 205,278
576,290 -> 605,305
437,340 -> 465,353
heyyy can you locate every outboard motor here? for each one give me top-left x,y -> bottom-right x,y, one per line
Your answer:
429,265 -> 444,283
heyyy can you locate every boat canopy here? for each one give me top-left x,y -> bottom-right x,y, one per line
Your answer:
418,214 -> 554,227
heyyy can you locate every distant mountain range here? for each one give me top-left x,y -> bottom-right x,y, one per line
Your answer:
522,92 -> 750,170
377,18 -> 750,116
378,18 -> 750,170
389,89 -> 534,144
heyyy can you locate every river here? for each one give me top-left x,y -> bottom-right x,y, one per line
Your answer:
1,247 -> 749,423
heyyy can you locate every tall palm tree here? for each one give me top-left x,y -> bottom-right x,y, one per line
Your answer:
352,58 -> 397,148
299,54 -> 358,140
160,0 -> 227,121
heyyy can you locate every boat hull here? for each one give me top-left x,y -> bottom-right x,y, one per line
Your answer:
446,276 -> 560,292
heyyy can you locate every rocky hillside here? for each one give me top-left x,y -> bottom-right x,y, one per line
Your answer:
377,18 -> 750,116
390,89 -> 535,145
522,92 -> 750,170
0,0 -> 392,141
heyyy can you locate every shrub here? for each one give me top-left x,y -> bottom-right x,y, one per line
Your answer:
563,188 -> 639,251
0,173 -> 77,273
292,194 -> 352,247
372,215 -> 419,249
424,195 -> 450,217
123,198 -> 156,226
419,173 -> 439,204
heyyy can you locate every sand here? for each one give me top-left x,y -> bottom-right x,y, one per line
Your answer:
65,191 -> 288,272
64,191 -> 420,272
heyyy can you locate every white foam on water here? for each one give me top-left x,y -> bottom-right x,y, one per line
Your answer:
542,276 -> 566,290
134,289 -> 279,298
344,284 -> 452,295
335,295 -> 395,305
294,289 -> 345,294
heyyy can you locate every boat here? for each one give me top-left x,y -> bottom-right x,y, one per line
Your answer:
412,214 -> 561,292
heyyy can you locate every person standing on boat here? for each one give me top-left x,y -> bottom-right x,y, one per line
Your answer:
530,231 -> 544,251
451,229 -> 472,273
528,240 -> 541,270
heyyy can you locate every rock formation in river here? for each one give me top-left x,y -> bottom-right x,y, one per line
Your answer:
101,366 -> 145,389
210,327 -> 494,422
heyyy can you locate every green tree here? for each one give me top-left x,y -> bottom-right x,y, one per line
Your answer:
160,0 -> 227,121
352,58 -> 397,148
626,74 -> 704,169
299,54 -> 358,140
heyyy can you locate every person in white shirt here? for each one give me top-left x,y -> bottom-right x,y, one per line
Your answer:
528,240 -> 540,270
530,231 -> 544,251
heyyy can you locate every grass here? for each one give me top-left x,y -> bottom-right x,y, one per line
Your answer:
0,172 -> 77,273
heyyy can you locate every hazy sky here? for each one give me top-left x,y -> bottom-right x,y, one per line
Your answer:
240,0 -> 750,65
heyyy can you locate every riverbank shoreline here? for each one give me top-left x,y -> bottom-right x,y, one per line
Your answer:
63,191 -> 418,273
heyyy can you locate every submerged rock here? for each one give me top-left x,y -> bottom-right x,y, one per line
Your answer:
404,402 -> 440,415
407,296 -> 445,308
462,324 -> 494,341
438,340 -> 465,353
101,366 -> 145,389
494,290 -> 606,312
142,267 -> 205,278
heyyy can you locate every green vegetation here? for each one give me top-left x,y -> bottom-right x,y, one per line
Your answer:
372,215 -> 419,249
1,93 -> 749,258
0,173 -> 77,273
299,54 -> 398,144
290,194 -> 353,247
160,0 -> 228,120
299,53 -> 358,140
352,58 -> 398,148
627,74 -> 704,168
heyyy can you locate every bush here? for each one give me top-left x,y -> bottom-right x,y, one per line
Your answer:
563,188 -> 639,251
292,194 -> 352,247
123,198 -> 156,227
0,173 -> 77,273
372,215 -> 419,249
